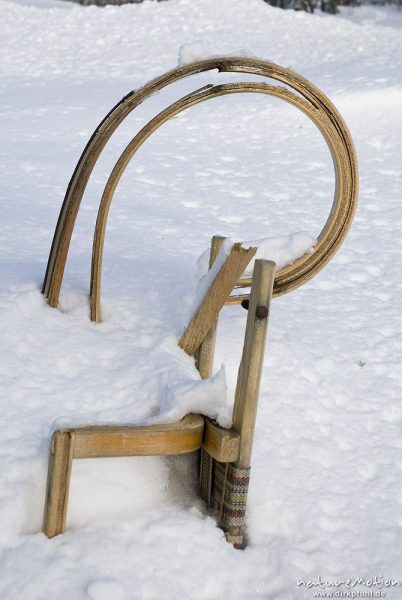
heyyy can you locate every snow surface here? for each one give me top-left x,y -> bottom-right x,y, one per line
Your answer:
177,41 -> 256,67
196,232 -> 316,279
1,0 -> 402,598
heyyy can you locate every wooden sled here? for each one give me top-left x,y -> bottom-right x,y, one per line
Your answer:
43,237 -> 275,548
41,58 -> 358,548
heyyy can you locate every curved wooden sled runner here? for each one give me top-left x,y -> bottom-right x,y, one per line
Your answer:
42,56 -> 358,321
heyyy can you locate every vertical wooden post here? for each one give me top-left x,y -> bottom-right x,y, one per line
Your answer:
232,260 -> 276,467
197,236 -> 224,507
220,259 -> 276,547
196,235 -> 225,379
42,430 -> 75,538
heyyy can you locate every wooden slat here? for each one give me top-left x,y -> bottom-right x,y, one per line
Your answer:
179,243 -> 256,357
232,260 -> 276,468
72,414 -> 204,459
42,430 -> 75,538
203,419 -> 240,463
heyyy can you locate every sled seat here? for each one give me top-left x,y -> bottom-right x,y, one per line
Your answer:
43,415 -> 240,538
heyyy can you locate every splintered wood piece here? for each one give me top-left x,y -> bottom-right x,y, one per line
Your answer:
202,419 -> 240,463
42,430 -> 75,538
72,414 -> 204,459
196,235 -> 225,379
232,260 -> 276,468
179,243 -> 256,357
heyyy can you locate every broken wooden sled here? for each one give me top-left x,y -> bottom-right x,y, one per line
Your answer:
43,239 -> 274,547
41,57 -> 358,547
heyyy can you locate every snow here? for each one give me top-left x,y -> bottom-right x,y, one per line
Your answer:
196,232 -> 317,280
1,0 -> 402,598
193,232 -> 316,322
177,41 -> 220,67
150,365 -> 230,427
177,41 -> 256,67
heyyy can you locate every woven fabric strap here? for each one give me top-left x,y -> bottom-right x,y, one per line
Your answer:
200,455 -> 251,548
214,462 -> 251,531
199,448 -> 214,508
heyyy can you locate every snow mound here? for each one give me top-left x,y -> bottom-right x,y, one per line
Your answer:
150,365 -> 230,428
177,41 -> 256,67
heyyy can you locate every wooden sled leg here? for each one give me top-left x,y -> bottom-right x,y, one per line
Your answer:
197,235 -> 224,507
43,430 -> 74,538
42,416 -> 205,537
219,259 -> 276,548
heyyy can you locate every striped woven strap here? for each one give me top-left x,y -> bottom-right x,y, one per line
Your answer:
213,462 -> 251,548
199,448 -> 214,508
